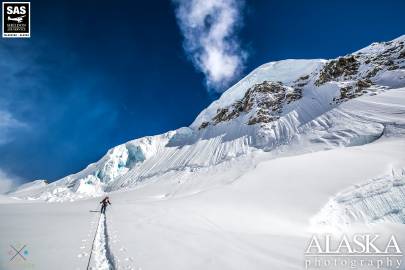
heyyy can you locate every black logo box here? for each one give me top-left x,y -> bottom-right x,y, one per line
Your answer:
3,2 -> 30,34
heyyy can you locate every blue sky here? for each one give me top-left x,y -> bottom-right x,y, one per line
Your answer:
0,0 -> 405,188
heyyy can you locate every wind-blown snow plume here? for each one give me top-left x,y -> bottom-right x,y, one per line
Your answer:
173,0 -> 246,92
0,169 -> 19,194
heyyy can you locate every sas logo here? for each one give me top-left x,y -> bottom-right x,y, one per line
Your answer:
2,2 -> 30,38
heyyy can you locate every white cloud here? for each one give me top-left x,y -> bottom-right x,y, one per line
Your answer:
0,110 -> 26,145
173,0 -> 246,92
0,169 -> 19,194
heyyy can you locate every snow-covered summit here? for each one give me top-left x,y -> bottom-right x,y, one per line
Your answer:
190,59 -> 325,128
9,35 -> 405,201
193,35 -> 405,129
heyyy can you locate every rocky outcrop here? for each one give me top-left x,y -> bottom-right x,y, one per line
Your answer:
199,81 -> 302,129
315,55 -> 360,86
333,79 -> 375,104
316,39 -> 405,87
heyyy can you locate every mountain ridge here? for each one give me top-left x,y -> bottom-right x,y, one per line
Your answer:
9,35 -> 405,202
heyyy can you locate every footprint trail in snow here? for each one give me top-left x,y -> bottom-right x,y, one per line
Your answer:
89,213 -> 116,270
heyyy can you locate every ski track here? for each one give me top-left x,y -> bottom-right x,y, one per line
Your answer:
90,213 -> 116,270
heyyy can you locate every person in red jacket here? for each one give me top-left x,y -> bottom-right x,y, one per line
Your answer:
100,196 -> 111,214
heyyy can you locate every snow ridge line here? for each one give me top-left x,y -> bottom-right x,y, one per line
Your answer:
86,213 -> 116,270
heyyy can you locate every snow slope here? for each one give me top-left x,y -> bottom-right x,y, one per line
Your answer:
1,111 -> 405,269
1,36 -> 405,270
7,35 -> 405,202
190,59 -> 326,127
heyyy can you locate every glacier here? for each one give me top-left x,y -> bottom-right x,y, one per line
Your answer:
8,35 -> 405,202
1,35 -> 405,270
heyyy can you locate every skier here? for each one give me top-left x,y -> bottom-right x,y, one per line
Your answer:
100,196 -> 111,214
